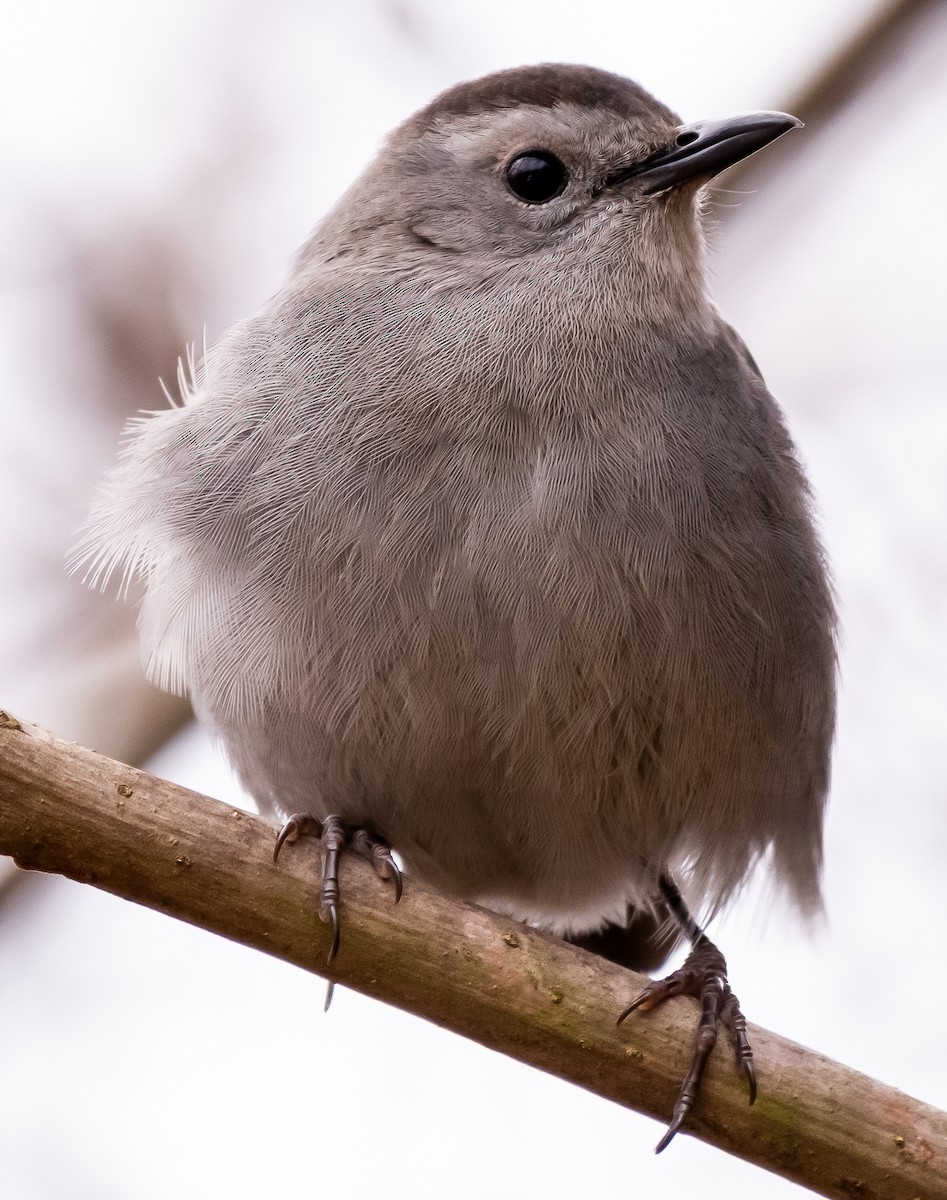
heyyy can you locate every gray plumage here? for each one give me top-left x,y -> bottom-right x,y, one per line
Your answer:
78,64 -> 836,943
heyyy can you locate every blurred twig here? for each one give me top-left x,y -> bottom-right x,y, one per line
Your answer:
717,0 -> 939,194
782,0 -> 938,128
1,712 -> 945,1200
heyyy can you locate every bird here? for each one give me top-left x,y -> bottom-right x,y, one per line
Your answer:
76,63 -> 837,1149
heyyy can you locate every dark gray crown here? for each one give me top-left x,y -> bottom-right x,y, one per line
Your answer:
400,63 -> 679,137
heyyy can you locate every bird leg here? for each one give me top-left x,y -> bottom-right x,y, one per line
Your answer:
566,905 -> 681,973
273,813 -> 403,1009
617,874 -> 755,1152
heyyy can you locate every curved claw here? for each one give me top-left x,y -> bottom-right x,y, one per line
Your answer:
385,854 -> 404,904
324,902 -> 340,964
616,979 -> 672,1024
655,1115 -> 685,1155
273,814 -> 323,863
350,830 -> 405,904
323,980 -> 335,1013
743,1055 -> 757,1105
273,823 -> 294,864
617,987 -> 655,1023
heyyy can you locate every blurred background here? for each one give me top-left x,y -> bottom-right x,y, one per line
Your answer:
1,0 -> 945,1196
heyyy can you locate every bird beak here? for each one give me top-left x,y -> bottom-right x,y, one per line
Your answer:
611,112 -> 802,195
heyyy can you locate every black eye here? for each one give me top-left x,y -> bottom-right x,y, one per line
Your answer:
505,150 -> 568,204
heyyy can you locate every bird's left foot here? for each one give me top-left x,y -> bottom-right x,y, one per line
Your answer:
274,813 -> 403,1008
617,936 -> 755,1152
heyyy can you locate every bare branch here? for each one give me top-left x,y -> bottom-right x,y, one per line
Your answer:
0,711 -> 944,1199
716,0 -> 941,198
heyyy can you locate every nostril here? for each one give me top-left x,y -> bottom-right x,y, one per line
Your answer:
675,130 -> 700,147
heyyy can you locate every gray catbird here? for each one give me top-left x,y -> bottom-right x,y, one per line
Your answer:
77,64 -> 836,1148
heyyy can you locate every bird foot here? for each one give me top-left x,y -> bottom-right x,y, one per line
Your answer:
617,936 -> 755,1152
274,813 -> 403,1009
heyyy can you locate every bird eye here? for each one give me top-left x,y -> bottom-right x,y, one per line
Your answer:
505,150 -> 568,204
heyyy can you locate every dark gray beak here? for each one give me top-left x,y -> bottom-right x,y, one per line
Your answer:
610,112 -> 802,195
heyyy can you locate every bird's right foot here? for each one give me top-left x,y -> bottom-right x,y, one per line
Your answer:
617,934 -> 755,1151
615,875 -> 755,1151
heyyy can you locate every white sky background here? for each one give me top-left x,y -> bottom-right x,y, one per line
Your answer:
3,1 -> 946,1197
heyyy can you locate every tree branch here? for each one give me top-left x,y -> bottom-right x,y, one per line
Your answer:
0,711 -> 943,1198
716,0 -> 941,196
